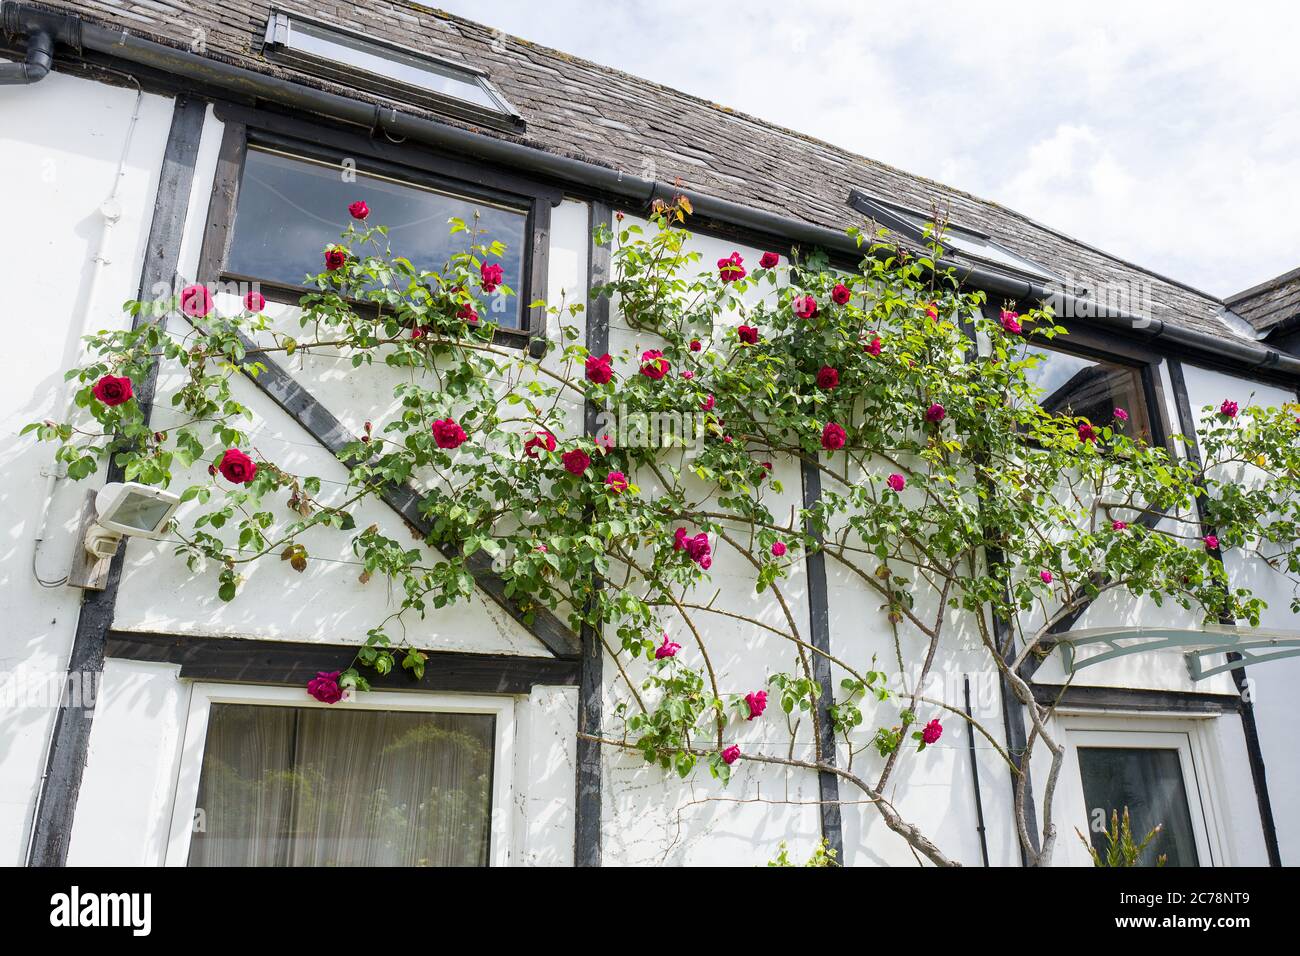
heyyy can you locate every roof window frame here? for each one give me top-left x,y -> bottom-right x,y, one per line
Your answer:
262,9 -> 525,134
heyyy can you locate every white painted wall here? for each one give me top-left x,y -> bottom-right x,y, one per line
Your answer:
1182,363 -> 1300,864
0,67 -> 174,865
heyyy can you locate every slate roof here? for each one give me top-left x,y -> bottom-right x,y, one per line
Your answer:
32,0 -> 1251,340
1226,267 -> 1300,335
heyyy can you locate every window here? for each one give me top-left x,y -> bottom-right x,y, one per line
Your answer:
263,11 -> 523,132
225,147 -> 530,329
1059,720 -> 1227,867
1022,344 -> 1152,441
848,190 -> 1060,282
167,685 -> 515,866
1078,746 -> 1200,866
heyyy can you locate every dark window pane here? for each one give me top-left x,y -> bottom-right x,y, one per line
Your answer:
188,703 -> 496,867
226,148 -> 528,328
1078,746 -> 1200,866
1023,345 -> 1151,440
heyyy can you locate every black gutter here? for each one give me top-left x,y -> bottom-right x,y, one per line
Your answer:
10,1 -> 1297,382
963,675 -> 990,867
0,2 -> 78,83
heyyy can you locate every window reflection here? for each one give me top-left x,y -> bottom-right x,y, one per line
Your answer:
1078,746 -> 1199,866
226,148 -> 528,328
1023,345 -> 1150,440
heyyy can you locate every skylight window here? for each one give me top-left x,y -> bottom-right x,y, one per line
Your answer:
848,190 -> 1059,283
263,11 -> 523,132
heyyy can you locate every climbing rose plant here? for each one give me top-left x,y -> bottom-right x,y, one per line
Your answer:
28,197 -> 1300,866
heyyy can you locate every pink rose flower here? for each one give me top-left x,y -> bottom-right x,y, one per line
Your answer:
585,352 -> 614,384
759,252 -> 780,269
925,302 -> 939,321
562,448 -> 591,475
921,718 -> 942,745
770,541 -> 787,558
822,421 -> 847,451
1204,534 -> 1220,550
831,283 -> 851,305
431,418 -> 468,449
793,294 -> 818,319
348,200 -> 369,220
1000,309 -> 1022,334
816,366 -> 840,389
737,325 -> 759,345
681,370 -> 694,380
718,252 -> 746,282
655,634 -> 681,659
745,690 -> 767,720
1114,407 -> 1129,422
701,394 -> 715,411
92,375 -> 133,407
307,670 -> 343,704
1040,570 -> 1053,583
925,403 -> 946,423
886,473 -> 905,492
244,290 -> 266,312
480,262 -> 505,293
1112,520 -> 1128,531
721,745 -> 741,765
524,430 -> 556,458
179,283 -> 213,318
1220,400 -> 1239,418
605,471 -> 629,493
640,349 -> 669,380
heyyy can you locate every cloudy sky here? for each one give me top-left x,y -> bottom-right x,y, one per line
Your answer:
444,0 -> 1298,299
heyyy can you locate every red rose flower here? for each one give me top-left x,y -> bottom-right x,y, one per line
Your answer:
431,418 -> 467,449
816,366 -> 839,389
821,422 -> 847,451
793,294 -> 818,319
524,430 -> 556,458
1219,400 -> 1239,418
1077,422 -> 1098,443
480,262 -> 505,293
92,375 -> 133,407
737,325 -> 759,345
244,290 -> 266,312
831,283 -> 851,305
745,690 -> 767,720
865,335 -> 883,357
925,403 -> 946,424
457,303 -> 479,324
179,284 -> 213,318
325,248 -> 348,271
562,448 -> 591,475
721,745 -> 741,765
1112,520 -> 1128,531
887,473 -> 905,492
639,349 -> 669,380
217,447 -> 257,485
689,339 -> 702,352
717,251 -> 746,282
771,541 -> 787,557
759,252 -> 780,269
585,353 -> 614,384
348,200 -> 369,220
307,670 -> 343,704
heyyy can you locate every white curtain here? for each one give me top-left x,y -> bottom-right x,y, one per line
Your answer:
188,704 -> 495,866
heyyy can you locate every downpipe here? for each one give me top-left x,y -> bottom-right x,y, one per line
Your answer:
0,2 -> 80,84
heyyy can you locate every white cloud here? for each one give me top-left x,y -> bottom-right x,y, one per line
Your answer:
445,0 -> 1300,296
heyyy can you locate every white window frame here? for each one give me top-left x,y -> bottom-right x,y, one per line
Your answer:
163,683 -> 516,867
1054,714 -> 1231,867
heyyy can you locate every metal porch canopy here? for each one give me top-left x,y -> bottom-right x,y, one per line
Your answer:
1055,625 -> 1300,681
